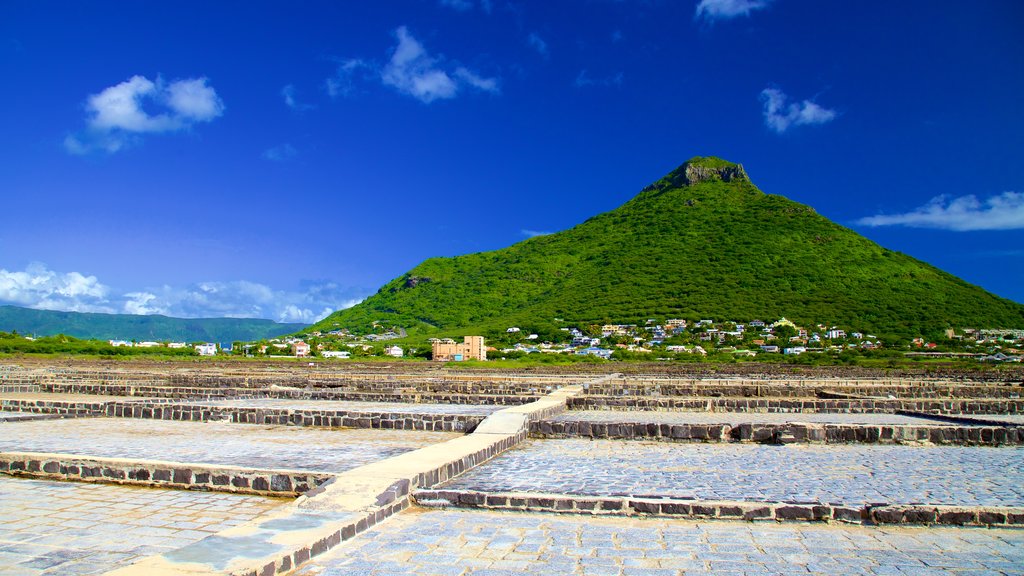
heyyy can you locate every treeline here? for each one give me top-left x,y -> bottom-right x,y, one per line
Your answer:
0,332 -> 196,356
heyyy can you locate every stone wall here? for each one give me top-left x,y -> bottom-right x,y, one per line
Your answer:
413,489 -> 1024,527
0,452 -> 332,497
571,396 -> 1024,414
530,420 -> 1024,446
105,402 -> 486,432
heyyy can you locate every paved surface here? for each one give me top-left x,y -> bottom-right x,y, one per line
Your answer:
184,399 -> 503,416
0,476 -> 283,575
294,507 -> 1024,575
553,411 -> 947,426
0,418 -> 459,472
445,439 -> 1024,506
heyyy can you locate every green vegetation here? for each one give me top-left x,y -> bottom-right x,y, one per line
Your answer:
0,305 -> 306,342
309,157 -> 1024,342
0,332 -> 197,356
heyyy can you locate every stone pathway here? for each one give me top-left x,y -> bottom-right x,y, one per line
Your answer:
293,507 -> 1024,575
0,476 -> 283,575
184,399 -> 503,416
551,411 -> 948,426
444,439 -> 1024,507
0,418 -> 459,472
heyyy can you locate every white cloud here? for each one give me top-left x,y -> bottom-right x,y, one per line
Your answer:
520,229 -> 552,238
0,264 -> 364,324
696,0 -> 771,21
65,75 -> 224,154
0,263 -> 112,313
380,26 -> 498,103
759,87 -> 836,134
262,143 -> 298,162
575,70 -> 623,88
281,84 -> 315,111
857,192 -> 1024,231
527,32 -> 549,58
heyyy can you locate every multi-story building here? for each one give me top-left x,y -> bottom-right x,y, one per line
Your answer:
432,336 -> 486,361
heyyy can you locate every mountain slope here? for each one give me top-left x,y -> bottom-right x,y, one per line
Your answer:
310,157 -> 1024,339
0,305 -> 306,342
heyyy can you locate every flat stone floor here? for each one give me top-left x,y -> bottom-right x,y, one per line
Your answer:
183,399 -> 503,416
0,476 -> 284,576
0,418 -> 459,472
293,507 -> 1024,576
444,439 -> 1024,507
551,411 -> 948,426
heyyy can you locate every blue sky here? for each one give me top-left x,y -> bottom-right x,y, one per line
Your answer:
1,0 -> 1022,323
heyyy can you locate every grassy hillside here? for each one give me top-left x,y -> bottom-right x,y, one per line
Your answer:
310,157 -> 1024,340
0,305 -> 307,342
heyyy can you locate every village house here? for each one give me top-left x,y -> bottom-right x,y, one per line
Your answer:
292,341 -> 310,357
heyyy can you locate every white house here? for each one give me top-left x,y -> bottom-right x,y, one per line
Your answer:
195,343 -> 217,356
384,345 -> 404,358
321,350 -> 351,359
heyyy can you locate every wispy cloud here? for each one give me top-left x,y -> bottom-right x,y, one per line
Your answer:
759,87 -> 836,134
326,59 -> 371,99
262,143 -> 299,162
381,26 -> 498,103
520,229 -> 552,238
64,75 -> 224,154
281,84 -> 315,111
857,192 -> 1024,231
527,32 -> 549,58
575,70 -> 623,88
439,0 -> 491,13
0,263 -> 363,324
696,0 -> 772,22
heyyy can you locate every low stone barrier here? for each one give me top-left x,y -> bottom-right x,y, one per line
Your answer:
105,402 -> 487,432
413,489 -> 1024,527
530,419 -> 1024,445
571,396 -> 1024,415
0,452 -> 332,497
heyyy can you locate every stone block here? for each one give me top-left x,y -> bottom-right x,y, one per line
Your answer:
153,469 -> 171,482
937,509 -> 977,525
173,468 -> 192,484
271,475 -> 292,492
253,477 -> 270,491
630,499 -> 661,515
903,508 -> 937,524
776,505 -> 814,521
485,495 -> 508,507
460,492 -> 485,506
742,506 -> 772,520
978,510 -> 1007,525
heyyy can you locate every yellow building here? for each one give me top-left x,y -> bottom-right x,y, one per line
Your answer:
432,336 -> 486,361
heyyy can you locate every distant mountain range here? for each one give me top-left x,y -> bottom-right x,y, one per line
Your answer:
0,305 -> 307,343
309,157 -> 1024,339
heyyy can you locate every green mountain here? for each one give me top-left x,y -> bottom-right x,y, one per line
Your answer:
0,305 -> 306,343
310,157 -> 1024,340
